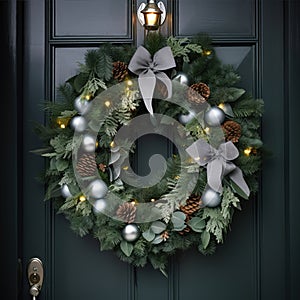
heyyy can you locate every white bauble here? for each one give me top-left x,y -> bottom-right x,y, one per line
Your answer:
178,110 -> 195,125
204,106 -> 225,127
93,199 -> 107,214
71,116 -> 87,132
202,187 -> 221,207
122,224 -> 140,242
88,179 -> 108,199
61,184 -> 72,198
172,72 -> 189,85
82,134 -> 96,152
74,96 -> 91,115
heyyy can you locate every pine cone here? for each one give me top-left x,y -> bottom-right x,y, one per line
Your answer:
187,82 -> 210,104
112,61 -> 128,82
116,202 -> 136,223
222,120 -> 242,143
178,195 -> 202,235
76,153 -> 97,177
180,195 -> 202,215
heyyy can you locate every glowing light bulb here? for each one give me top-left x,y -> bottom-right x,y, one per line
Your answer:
127,80 -> 133,86
105,100 -> 111,107
110,141 -> 115,148
244,147 -> 252,156
79,195 -> 86,202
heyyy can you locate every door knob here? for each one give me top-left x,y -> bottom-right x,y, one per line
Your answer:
27,258 -> 44,299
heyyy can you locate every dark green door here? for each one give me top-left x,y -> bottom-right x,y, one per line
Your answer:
2,0 -> 298,299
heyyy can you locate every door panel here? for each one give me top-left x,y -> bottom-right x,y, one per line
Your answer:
53,0 -> 132,40
174,0 -> 256,38
20,0 -> 294,299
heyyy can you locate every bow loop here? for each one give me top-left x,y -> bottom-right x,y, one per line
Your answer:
128,46 -> 176,115
186,139 -> 250,197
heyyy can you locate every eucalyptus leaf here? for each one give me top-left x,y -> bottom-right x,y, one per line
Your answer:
152,235 -> 164,245
120,240 -> 134,257
171,211 -> 186,228
55,159 -> 69,172
201,231 -> 210,249
172,224 -> 187,232
230,180 -> 249,200
187,217 -> 206,232
150,221 -> 167,234
226,88 -> 245,102
142,229 -> 155,242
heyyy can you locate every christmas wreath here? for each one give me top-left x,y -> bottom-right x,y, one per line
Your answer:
35,34 -> 263,274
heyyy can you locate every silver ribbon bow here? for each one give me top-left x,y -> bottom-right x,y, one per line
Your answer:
186,139 -> 250,197
128,46 -> 176,115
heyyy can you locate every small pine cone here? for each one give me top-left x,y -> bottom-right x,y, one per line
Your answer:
112,61 -> 128,82
187,82 -> 210,104
222,120 -> 242,143
160,231 -> 170,241
116,202 -> 136,223
180,195 -> 202,215
76,153 -> 97,177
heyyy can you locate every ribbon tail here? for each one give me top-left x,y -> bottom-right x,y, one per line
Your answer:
229,167 -> 250,197
138,74 -> 156,115
207,159 -> 224,193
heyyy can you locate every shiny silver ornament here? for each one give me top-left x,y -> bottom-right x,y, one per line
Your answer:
61,184 -> 72,198
172,72 -> 189,85
88,179 -> 108,199
178,110 -> 195,125
74,96 -> 91,115
204,106 -> 225,127
71,116 -> 87,132
122,224 -> 140,242
202,187 -> 221,207
93,199 -> 107,214
82,134 -> 96,152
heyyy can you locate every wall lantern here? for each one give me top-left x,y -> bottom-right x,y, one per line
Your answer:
137,0 -> 166,31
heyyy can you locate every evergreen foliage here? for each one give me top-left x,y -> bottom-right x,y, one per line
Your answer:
34,33 -> 264,274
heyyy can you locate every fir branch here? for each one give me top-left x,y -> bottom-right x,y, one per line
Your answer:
167,36 -> 202,63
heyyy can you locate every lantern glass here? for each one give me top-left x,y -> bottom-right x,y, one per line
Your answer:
141,0 -> 162,30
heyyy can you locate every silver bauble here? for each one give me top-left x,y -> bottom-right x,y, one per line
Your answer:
204,106 -> 225,127
61,184 -> 72,198
93,199 -> 107,214
178,110 -> 195,125
122,224 -> 140,242
74,96 -> 91,115
82,134 -> 96,152
202,187 -> 221,207
172,72 -> 189,85
71,116 -> 87,132
88,179 -> 108,199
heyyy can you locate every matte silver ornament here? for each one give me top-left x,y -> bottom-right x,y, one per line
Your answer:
204,106 -> 225,127
88,179 -> 108,199
82,134 -> 96,152
71,116 -> 87,132
202,187 -> 221,207
74,96 -> 91,115
172,72 -> 189,85
122,224 -> 140,242
61,184 -> 72,198
93,199 -> 107,214
178,110 -> 195,125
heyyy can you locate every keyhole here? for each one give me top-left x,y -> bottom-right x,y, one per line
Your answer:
30,273 -> 40,284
